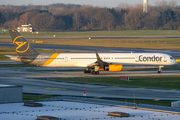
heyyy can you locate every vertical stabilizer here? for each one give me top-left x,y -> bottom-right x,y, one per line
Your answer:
9,30 -> 39,56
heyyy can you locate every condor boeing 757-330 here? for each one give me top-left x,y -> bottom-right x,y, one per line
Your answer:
7,30 -> 177,74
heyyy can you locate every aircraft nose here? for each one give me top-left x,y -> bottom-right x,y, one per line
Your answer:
174,60 -> 178,64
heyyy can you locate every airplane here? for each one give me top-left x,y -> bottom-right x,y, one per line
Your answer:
7,29 -> 177,75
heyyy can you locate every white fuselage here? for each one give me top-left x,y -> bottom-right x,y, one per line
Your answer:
34,53 -> 177,67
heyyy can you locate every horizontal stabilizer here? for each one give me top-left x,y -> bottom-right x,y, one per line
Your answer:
5,55 -> 14,58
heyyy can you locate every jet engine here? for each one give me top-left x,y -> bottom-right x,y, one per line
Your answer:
104,64 -> 123,72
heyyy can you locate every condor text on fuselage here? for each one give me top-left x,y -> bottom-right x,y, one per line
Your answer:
138,55 -> 163,62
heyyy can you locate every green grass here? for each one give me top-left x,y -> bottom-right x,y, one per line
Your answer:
0,54 -> 9,60
23,94 -> 55,101
22,94 -> 172,107
105,98 -> 172,107
53,76 -> 180,90
23,94 -> 173,107
0,47 -> 18,61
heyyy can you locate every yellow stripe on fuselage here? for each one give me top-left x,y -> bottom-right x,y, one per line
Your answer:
41,53 -> 60,66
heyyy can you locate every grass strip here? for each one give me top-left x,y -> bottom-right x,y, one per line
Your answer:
53,76 -> 180,90
104,98 -> 172,107
23,94 -> 56,101
23,94 -> 173,107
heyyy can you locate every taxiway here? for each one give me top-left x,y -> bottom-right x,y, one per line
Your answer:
0,63 -> 180,101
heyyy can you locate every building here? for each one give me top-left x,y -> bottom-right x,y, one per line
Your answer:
143,0 -> 148,13
17,24 -> 33,32
0,84 -> 23,103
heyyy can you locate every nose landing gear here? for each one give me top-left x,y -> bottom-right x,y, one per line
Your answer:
158,66 -> 163,73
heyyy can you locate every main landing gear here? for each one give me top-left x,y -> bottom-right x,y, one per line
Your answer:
84,70 -> 100,75
84,70 -> 99,75
84,66 -> 100,75
158,66 -> 163,73
84,70 -> 91,73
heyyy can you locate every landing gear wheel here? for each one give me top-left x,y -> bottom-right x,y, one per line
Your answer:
95,71 -> 99,75
158,71 -> 161,73
84,70 -> 91,73
92,71 -> 99,75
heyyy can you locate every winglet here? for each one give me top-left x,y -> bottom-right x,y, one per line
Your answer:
95,52 -> 106,64
96,52 -> 102,62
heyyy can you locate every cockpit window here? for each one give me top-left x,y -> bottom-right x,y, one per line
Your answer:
170,57 -> 174,60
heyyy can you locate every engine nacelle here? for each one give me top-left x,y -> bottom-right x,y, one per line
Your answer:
105,64 -> 123,72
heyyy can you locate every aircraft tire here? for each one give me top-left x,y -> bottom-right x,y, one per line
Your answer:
84,70 -> 87,73
95,71 -> 99,75
84,70 -> 91,73
92,71 -> 99,75
84,70 -> 91,74
158,71 -> 161,73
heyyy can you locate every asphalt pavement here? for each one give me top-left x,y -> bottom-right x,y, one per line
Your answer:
0,42 -> 180,58
0,66 -> 180,101
1,36 -> 180,39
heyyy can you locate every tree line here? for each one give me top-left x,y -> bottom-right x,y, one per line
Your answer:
1,2 -> 180,31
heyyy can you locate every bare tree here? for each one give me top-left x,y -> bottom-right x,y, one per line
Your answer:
94,8 -> 115,30
116,3 -> 133,10
169,0 -> 177,9
125,8 -> 144,30
143,11 -> 160,30
72,9 -> 82,30
18,12 -> 30,26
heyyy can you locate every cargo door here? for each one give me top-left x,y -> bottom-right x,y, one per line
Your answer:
135,55 -> 139,62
